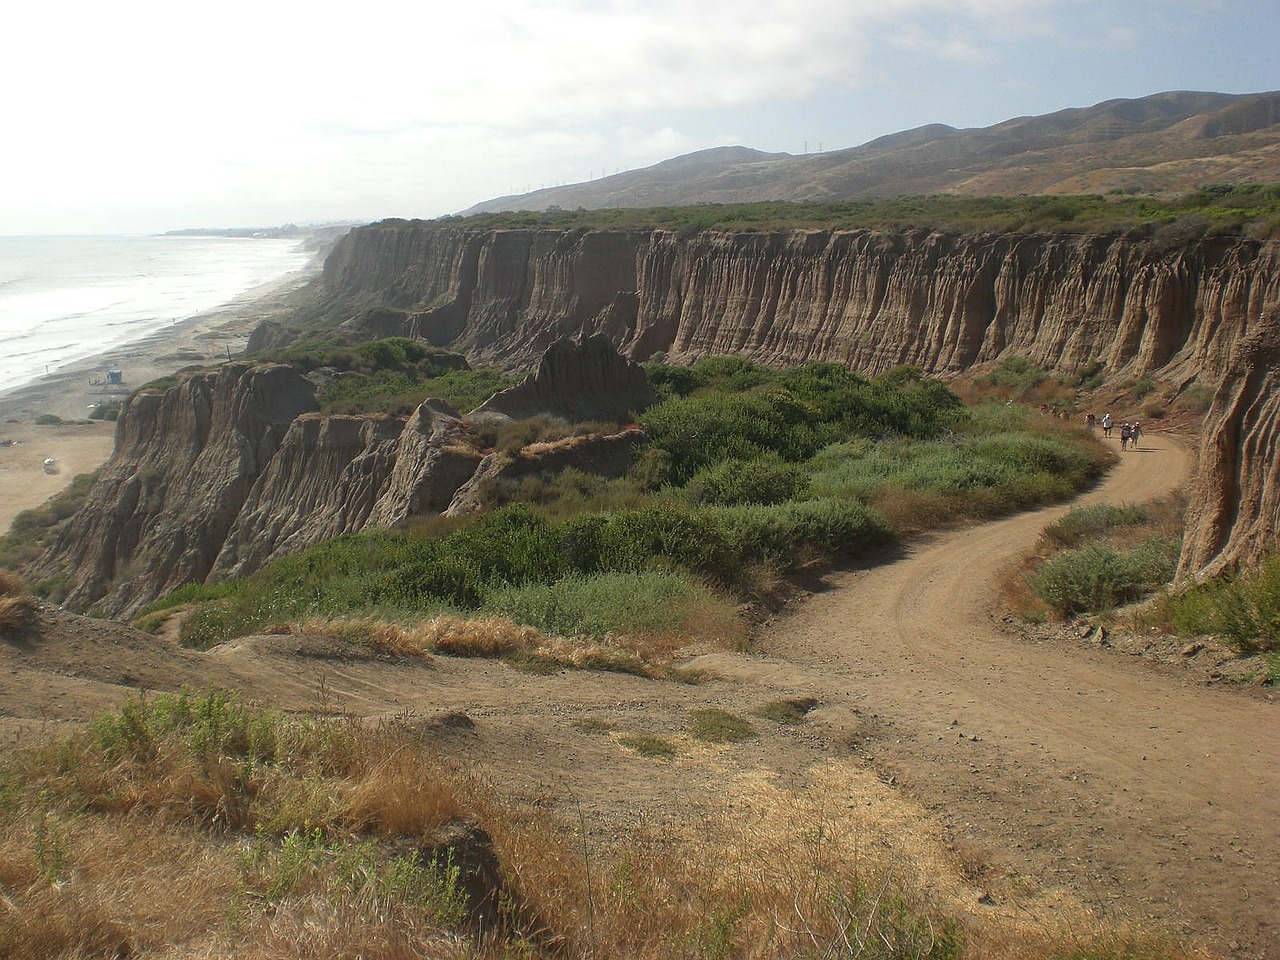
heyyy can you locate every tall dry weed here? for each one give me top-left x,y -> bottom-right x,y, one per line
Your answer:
0,568 -> 25,597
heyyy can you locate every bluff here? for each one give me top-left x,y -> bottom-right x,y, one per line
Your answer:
320,223 -> 1280,386
319,222 -> 1280,573
32,224 -> 1280,614
34,343 -> 652,617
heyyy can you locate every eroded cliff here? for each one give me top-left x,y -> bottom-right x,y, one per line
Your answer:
321,223 -> 1280,384
34,224 -> 1280,613
319,222 -> 1280,574
35,341 -> 653,616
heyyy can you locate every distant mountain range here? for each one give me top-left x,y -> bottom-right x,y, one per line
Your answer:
463,90 -> 1280,214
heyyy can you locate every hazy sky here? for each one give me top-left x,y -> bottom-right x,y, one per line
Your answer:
3,0 -> 1276,235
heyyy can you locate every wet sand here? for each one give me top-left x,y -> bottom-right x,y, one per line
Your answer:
0,268 -> 319,533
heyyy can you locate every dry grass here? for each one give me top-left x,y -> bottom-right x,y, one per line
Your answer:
0,569 -> 34,632
292,613 -> 711,678
0,568 -> 25,597
0,696 -> 1205,960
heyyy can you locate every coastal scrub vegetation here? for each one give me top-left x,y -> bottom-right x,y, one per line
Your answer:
140,357 -> 1107,655
0,470 -> 100,574
1013,500 -> 1184,619
263,335 -> 518,415
409,183 -> 1280,240
0,690 -> 1197,959
1155,553 -> 1280,653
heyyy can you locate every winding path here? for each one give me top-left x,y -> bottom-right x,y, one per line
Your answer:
767,433 -> 1279,958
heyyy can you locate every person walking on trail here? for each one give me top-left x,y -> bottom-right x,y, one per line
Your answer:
1102,412 -> 1113,438
1120,422 -> 1133,450
1085,412 -> 1096,432
1131,421 -> 1142,449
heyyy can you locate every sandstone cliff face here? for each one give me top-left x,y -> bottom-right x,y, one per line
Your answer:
37,341 -> 652,616
322,224 -> 1280,384
34,363 -> 319,615
1179,309 -> 1280,578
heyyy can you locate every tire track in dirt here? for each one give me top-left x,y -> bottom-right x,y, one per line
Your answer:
766,433 -> 1280,958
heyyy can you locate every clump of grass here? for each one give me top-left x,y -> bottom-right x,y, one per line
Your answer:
689,708 -> 758,744
0,568 -> 36,631
571,718 -> 613,734
1160,553 -> 1280,653
617,734 -> 678,759
754,697 -> 819,725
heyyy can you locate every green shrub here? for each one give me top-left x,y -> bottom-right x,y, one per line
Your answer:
705,499 -> 890,570
482,571 -> 707,638
1042,503 -> 1150,548
1166,554 -> 1280,653
1035,539 -> 1179,615
686,456 -> 808,506
980,356 -> 1046,395
33,413 -> 62,425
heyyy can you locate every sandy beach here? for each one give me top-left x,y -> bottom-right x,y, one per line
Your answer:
0,268 -> 319,533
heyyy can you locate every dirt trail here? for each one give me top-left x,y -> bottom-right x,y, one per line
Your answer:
759,433 -> 1279,957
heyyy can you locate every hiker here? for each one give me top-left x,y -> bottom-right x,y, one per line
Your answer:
1101,412 -> 1112,438
1131,421 -> 1142,448
1119,422 -> 1132,450
1085,412 -> 1096,432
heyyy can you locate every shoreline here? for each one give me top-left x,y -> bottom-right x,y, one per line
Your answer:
0,265 -> 319,424
0,264 -> 321,533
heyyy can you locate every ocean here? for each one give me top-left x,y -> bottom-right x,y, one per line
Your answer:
0,235 -> 314,393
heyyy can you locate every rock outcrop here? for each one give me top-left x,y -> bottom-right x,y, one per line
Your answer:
36,341 -> 654,616
1179,309 -> 1280,578
471,334 -> 655,422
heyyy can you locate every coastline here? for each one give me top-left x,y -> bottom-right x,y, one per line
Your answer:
0,264 -> 321,533
0,265 -> 319,423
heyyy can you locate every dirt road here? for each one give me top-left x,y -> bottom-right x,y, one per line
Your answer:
761,433 -> 1279,957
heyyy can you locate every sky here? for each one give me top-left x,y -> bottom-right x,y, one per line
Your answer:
2,0 -> 1277,235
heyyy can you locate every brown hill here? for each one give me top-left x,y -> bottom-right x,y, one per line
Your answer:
463,90 -> 1280,213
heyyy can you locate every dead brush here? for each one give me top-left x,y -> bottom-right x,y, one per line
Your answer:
340,745 -> 468,838
414,614 -> 544,658
294,615 -> 428,656
0,567 -> 36,632
0,567 -> 26,597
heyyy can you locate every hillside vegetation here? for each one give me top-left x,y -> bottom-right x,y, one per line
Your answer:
138,357 -> 1107,659
424,184 -> 1280,240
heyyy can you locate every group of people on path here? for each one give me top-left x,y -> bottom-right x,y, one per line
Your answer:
1084,411 -> 1142,450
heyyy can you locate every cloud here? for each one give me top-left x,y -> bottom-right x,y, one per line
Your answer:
0,0 -> 1267,232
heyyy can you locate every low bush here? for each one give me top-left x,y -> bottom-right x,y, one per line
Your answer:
686,455 -> 808,506
1042,503 -> 1150,548
1164,554 -> 1280,653
482,571 -> 715,639
1035,538 -> 1179,616
705,498 -> 890,571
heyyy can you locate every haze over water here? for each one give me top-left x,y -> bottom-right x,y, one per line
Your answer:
0,235 -> 312,392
